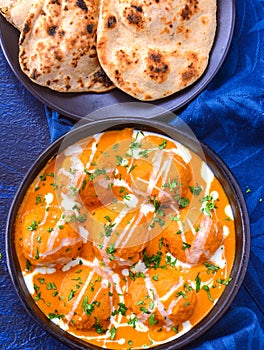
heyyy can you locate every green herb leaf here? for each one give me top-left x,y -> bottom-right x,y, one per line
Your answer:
195,273 -> 201,292
216,277 -> 233,286
182,242 -> 191,250
202,285 -> 214,302
68,289 -> 76,301
149,313 -> 158,326
152,273 -> 159,281
48,312 -> 64,320
203,262 -> 219,274
189,185 -> 202,196
27,220 -> 38,231
128,316 -> 138,328
158,140 -> 167,150
178,197 -> 190,209
112,302 -> 128,316
110,327 -> 117,340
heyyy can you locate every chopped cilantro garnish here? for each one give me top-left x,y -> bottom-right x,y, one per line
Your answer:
128,316 -> 138,328
27,220 -> 38,231
163,178 -> 179,192
140,306 -> 150,314
203,262 -> 219,274
113,143 -> 119,151
148,313 -> 158,326
112,302 -> 128,316
47,282 -> 57,290
82,296 -> 100,316
216,277 -> 233,286
116,155 -> 125,166
128,164 -> 137,173
195,273 -> 201,292
166,255 -> 177,267
143,250 -> 162,269
35,194 -> 42,204
172,325 -> 179,333
35,247 -> 39,260
25,259 -> 32,271
178,197 -> 190,209
169,214 -> 179,221
48,312 -> 64,320
104,222 -> 116,237
182,242 -> 191,250
200,195 -> 217,216
93,318 -> 106,334
158,139 -> 167,150
189,185 -> 203,196
152,273 -> 159,281
110,327 -> 117,340
202,285 -> 214,302
68,289 -> 76,301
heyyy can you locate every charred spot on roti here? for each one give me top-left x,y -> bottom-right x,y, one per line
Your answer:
176,25 -> 191,39
54,49 -> 63,61
77,77 -> 85,88
87,23 -> 94,34
200,15 -> 209,25
30,68 -> 40,80
131,4 -> 143,12
58,30 -> 65,38
146,50 -> 169,83
76,0 -> 88,13
64,75 -> 71,90
180,52 -> 201,86
92,69 -> 113,87
180,0 -> 199,21
115,49 -> 139,69
23,23 -> 30,33
143,93 -> 153,100
51,0 -> 61,4
107,15 -> 117,28
123,5 -> 144,28
47,25 -> 57,36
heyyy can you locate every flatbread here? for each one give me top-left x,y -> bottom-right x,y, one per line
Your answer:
19,0 -> 114,93
0,0 -> 34,31
97,0 -> 217,101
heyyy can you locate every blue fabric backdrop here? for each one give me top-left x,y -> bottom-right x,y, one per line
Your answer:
0,0 -> 263,349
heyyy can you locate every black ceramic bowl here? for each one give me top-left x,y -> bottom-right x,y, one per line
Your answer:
6,117 -> 250,349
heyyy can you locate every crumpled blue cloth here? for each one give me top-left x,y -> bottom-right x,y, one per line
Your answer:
0,0 -> 263,349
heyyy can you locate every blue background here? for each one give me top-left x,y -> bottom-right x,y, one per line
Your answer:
0,0 -> 263,349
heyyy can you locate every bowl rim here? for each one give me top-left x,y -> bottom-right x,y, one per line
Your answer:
6,117 -> 251,350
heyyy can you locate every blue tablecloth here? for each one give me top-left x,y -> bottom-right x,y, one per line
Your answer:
0,0 -> 263,349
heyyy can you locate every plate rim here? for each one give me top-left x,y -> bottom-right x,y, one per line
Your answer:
6,117 -> 250,350
0,0 -> 236,121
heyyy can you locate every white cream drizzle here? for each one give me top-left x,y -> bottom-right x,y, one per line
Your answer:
225,204 -> 234,220
201,162 -> 214,195
159,276 -> 184,302
23,267 -> 56,294
210,245 -> 227,270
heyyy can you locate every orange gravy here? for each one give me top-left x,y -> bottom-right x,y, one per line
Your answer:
14,128 -> 235,349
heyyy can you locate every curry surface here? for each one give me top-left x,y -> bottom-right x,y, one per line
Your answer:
14,128 -> 235,349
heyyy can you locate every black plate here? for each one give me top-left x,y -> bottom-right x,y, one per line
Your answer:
6,117 -> 250,349
0,1 -> 235,121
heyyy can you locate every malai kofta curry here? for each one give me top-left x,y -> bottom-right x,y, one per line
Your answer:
14,128 -> 235,349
